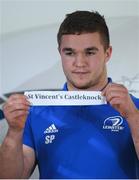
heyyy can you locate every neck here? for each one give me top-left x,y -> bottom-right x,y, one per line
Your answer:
67,78 -> 109,91
100,79 -> 109,91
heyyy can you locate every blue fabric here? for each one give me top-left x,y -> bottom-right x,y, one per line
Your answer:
23,78 -> 139,179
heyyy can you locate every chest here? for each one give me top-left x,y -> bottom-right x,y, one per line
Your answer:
28,106 -> 137,178
31,106 -> 134,159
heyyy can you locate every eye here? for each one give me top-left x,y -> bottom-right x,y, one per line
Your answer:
85,51 -> 96,56
65,51 -> 75,56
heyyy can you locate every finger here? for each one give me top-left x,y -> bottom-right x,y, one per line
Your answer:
4,109 -> 29,124
108,97 -> 124,106
102,84 -> 128,103
7,99 -> 30,108
8,94 -> 30,104
105,90 -> 126,103
3,96 -> 30,110
102,83 -> 127,95
3,99 -> 30,111
4,104 -> 30,115
8,110 -> 29,120
8,113 -> 29,130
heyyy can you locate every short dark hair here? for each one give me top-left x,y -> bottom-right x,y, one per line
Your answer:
57,10 -> 110,51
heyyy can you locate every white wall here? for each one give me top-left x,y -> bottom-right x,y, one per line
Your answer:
1,0 -> 139,97
107,16 -> 139,97
2,0 -> 139,35
1,23 -> 65,92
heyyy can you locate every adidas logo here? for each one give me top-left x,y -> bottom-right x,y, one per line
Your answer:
44,124 -> 58,134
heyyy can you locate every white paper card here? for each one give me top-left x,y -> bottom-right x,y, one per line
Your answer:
24,91 -> 106,106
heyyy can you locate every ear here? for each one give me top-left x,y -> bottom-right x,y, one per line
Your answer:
58,47 -> 61,54
105,46 -> 112,63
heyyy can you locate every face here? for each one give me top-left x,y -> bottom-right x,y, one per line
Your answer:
59,32 -> 112,91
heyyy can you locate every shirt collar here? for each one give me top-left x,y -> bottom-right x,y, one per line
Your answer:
62,77 -> 112,91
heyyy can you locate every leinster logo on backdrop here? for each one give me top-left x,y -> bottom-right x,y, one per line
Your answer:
116,73 -> 139,97
103,116 -> 124,132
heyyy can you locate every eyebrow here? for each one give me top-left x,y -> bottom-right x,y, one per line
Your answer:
62,48 -> 74,52
85,47 -> 99,51
62,47 -> 99,52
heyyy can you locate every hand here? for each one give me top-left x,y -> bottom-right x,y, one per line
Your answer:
3,94 -> 30,131
102,83 -> 139,120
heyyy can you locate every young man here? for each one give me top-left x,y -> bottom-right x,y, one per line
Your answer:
0,11 -> 139,179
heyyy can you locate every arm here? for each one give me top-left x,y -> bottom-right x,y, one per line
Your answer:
102,83 -> 139,159
126,111 -> 139,159
0,131 -> 36,178
0,94 -> 35,178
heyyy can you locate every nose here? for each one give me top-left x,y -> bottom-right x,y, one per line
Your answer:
74,53 -> 87,67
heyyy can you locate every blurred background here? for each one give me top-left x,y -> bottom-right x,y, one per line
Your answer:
0,0 -> 139,178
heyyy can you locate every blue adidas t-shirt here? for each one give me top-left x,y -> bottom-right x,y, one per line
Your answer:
23,79 -> 139,179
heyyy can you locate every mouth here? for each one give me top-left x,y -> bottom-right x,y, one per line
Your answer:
72,71 -> 89,75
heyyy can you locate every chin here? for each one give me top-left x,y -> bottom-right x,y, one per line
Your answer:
73,82 -> 91,90
68,77 -> 91,90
